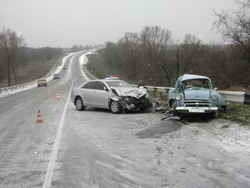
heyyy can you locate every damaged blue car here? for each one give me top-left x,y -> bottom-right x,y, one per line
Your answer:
168,74 -> 226,117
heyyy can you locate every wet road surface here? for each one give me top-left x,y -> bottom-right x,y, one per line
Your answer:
0,52 -> 250,188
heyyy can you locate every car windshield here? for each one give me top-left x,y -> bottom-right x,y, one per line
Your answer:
105,80 -> 131,87
182,79 -> 211,89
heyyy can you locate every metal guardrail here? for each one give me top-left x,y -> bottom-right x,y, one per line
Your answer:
142,86 -> 172,93
82,65 -> 98,80
144,86 -> 250,104
0,53 -> 72,98
79,52 -> 250,105
0,70 -> 56,98
218,91 -> 245,104
82,67 -> 250,104
0,80 -> 37,97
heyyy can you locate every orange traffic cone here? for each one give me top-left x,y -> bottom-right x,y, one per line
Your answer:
36,110 -> 44,124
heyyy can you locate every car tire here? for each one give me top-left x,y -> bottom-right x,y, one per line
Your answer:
75,97 -> 85,111
110,100 -> 122,114
222,106 -> 227,112
169,100 -> 176,110
142,103 -> 154,113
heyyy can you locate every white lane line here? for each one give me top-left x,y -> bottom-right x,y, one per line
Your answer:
79,54 -> 90,81
42,81 -> 73,188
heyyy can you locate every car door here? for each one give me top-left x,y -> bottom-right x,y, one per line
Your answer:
80,81 -> 97,106
93,81 -> 109,108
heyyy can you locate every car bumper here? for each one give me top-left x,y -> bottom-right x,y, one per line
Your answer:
122,97 -> 152,111
175,106 -> 218,113
37,83 -> 47,87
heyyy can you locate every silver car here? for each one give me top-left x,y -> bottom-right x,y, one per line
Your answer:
71,79 -> 152,113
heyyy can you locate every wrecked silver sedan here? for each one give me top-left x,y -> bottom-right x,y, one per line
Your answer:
71,79 -> 152,113
168,74 -> 226,117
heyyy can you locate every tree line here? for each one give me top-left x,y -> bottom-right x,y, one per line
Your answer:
87,0 -> 250,89
0,29 -> 63,87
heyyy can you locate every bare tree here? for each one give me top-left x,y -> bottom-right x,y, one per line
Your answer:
0,29 -> 24,86
140,26 -> 172,84
214,0 -> 250,62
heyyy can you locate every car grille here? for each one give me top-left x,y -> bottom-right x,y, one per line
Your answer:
130,96 -> 145,104
125,95 -> 149,105
184,99 -> 211,107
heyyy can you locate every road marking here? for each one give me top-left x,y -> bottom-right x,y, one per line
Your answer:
42,81 -> 73,188
79,54 -> 90,81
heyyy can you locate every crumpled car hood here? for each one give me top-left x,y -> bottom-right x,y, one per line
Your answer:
184,89 -> 211,100
111,87 -> 147,98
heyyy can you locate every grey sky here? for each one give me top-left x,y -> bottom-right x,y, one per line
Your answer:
0,0 -> 237,47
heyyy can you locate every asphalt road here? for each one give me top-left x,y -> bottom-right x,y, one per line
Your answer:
0,52 -> 250,188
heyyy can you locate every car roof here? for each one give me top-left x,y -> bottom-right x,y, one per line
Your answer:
179,74 -> 210,82
82,79 -> 123,85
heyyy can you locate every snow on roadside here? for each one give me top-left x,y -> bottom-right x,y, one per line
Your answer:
78,52 -> 95,81
46,53 -> 73,82
0,53 -> 74,98
0,83 -> 37,98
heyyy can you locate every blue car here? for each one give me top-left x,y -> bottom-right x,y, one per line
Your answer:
168,74 -> 226,117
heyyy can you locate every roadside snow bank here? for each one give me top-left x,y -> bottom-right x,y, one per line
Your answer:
78,52 -> 96,81
0,53 -> 74,98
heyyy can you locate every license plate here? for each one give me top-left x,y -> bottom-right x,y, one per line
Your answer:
189,108 -> 205,113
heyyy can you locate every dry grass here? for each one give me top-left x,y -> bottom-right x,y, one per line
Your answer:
219,104 -> 250,125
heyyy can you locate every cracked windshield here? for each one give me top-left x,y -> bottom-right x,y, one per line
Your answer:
0,0 -> 250,187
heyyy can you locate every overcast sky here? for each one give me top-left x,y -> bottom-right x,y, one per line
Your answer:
0,0 -> 237,47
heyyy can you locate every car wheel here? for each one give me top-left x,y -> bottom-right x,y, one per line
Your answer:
75,97 -> 85,111
141,103 -> 154,113
169,100 -> 176,110
110,100 -> 122,114
222,106 -> 227,112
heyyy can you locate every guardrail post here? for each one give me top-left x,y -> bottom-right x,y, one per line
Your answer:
244,93 -> 250,104
152,88 -> 156,97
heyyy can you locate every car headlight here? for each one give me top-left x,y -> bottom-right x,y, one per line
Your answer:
176,95 -> 183,100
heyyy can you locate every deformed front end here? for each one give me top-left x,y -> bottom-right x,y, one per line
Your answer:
110,87 -> 152,112
120,94 -> 152,111
168,74 -> 226,117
